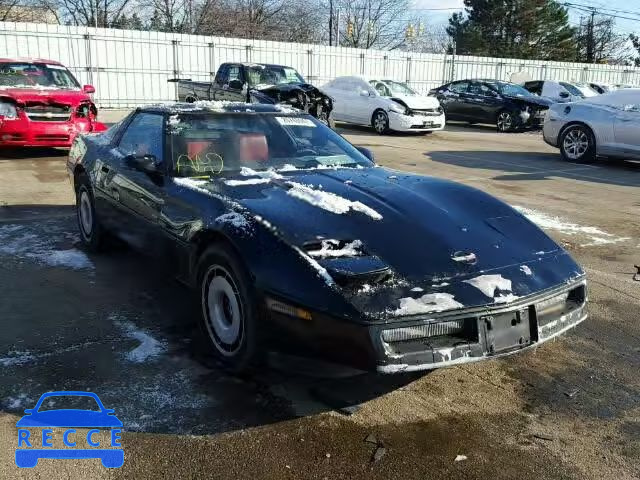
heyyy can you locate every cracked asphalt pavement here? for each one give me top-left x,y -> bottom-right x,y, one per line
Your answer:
1,117 -> 638,479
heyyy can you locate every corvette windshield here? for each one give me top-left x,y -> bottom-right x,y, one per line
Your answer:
246,65 -> 305,87
169,113 -> 372,177
0,62 -> 80,89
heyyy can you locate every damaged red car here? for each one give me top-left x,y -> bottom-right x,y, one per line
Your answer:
0,58 -> 106,147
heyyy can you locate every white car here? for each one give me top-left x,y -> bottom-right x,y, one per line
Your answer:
322,76 -> 445,134
524,80 -> 584,103
543,89 -> 640,162
563,82 -> 599,98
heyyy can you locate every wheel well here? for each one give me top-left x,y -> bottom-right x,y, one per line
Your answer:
185,95 -> 198,103
371,108 -> 387,126
559,121 -> 596,147
190,229 -> 248,284
73,165 -> 86,189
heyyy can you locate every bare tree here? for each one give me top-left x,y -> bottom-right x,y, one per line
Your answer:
196,0 -> 285,38
575,16 -> 629,64
37,0 -> 134,27
336,0 -> 411,49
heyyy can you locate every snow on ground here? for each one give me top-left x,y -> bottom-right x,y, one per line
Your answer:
286,182 -> 383,220
394,292 -> 464,316
307,239 -> 363,258
463,274 -> 519,304
0,223 -> 93,270
513,205 -> 630,246
113,316 -> 167,363
0,350 -> 36,367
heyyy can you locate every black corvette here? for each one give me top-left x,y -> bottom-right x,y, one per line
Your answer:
429,79 -> 553,132
67,102 -> 587,373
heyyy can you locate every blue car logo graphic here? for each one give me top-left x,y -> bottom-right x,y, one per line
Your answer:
15,391 -> 123,468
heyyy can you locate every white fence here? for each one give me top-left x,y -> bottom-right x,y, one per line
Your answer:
1,21 -> 640,108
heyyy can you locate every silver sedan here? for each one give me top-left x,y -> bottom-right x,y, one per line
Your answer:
543,89 -> 640,163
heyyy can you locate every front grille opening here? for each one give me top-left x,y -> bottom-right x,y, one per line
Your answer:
536,284 -> 586,327
382,318 -> 478,344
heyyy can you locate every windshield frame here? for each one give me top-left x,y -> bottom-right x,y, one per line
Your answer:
487,81 -> 534,98
167,112 -> 373,178
245,65 -> 305,87
0,62 -> 81,89
381,80 -> 418,96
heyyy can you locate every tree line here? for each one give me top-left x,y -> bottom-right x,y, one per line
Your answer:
2,0 -> 639,64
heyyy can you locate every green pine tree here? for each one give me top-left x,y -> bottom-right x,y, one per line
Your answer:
447,0 -> 577,60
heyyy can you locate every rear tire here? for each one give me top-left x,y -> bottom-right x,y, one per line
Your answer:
559,124 -> 596,163
372,110 -> 390,134
75,173 -> 106,252
197,244 -> 262,372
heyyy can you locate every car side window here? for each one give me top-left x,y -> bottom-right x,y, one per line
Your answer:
228,65 -> 242,83
118,113 -> 164,160
469,82 -> 493,96
215,65 -> 228,86
449,81 -> 469,93
370,81 -> 390,97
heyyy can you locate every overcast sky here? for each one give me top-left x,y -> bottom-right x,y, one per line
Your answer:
410,0 -> 640,35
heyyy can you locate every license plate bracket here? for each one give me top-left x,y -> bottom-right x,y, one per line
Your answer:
481,308 -> 531,354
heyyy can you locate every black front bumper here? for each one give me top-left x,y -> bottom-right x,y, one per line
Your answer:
265,279 -> 587,374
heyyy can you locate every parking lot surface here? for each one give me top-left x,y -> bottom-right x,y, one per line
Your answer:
1,117 -> 639,479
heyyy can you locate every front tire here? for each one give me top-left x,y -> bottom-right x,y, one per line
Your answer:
75,173 -> 106,252
496,110 -> 517,133
372,110 -> 390,134
560,124 -> 596,163
198,244 -> 262,371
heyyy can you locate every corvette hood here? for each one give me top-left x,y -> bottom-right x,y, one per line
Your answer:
389,93 -> 440,109
214,167 -> 582,312
0,87 -> 90,106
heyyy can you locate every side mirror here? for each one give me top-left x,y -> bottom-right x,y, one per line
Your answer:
104,408 -> 116,414
125,154 -> 161,174
356,146 -> 374,162
23,409 -> 33,414
228,79 -> 244,90
83,84 -> 95,94
360,90 -> 371,97
559,91 -> 570,99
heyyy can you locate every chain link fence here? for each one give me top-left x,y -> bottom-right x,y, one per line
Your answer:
1,21 -> 639,108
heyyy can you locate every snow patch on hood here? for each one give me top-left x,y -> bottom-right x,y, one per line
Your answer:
215,212 -> 250,229
240,166 -> 284,180
394,292 -> 464,316
520,265 -> 533,276
292,246 -> 335,286
513,205 -> 629,246
463,274 -> 519,304
307,239 -> 363,258
286,182 -> 383,220
224,178 -> 272,186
